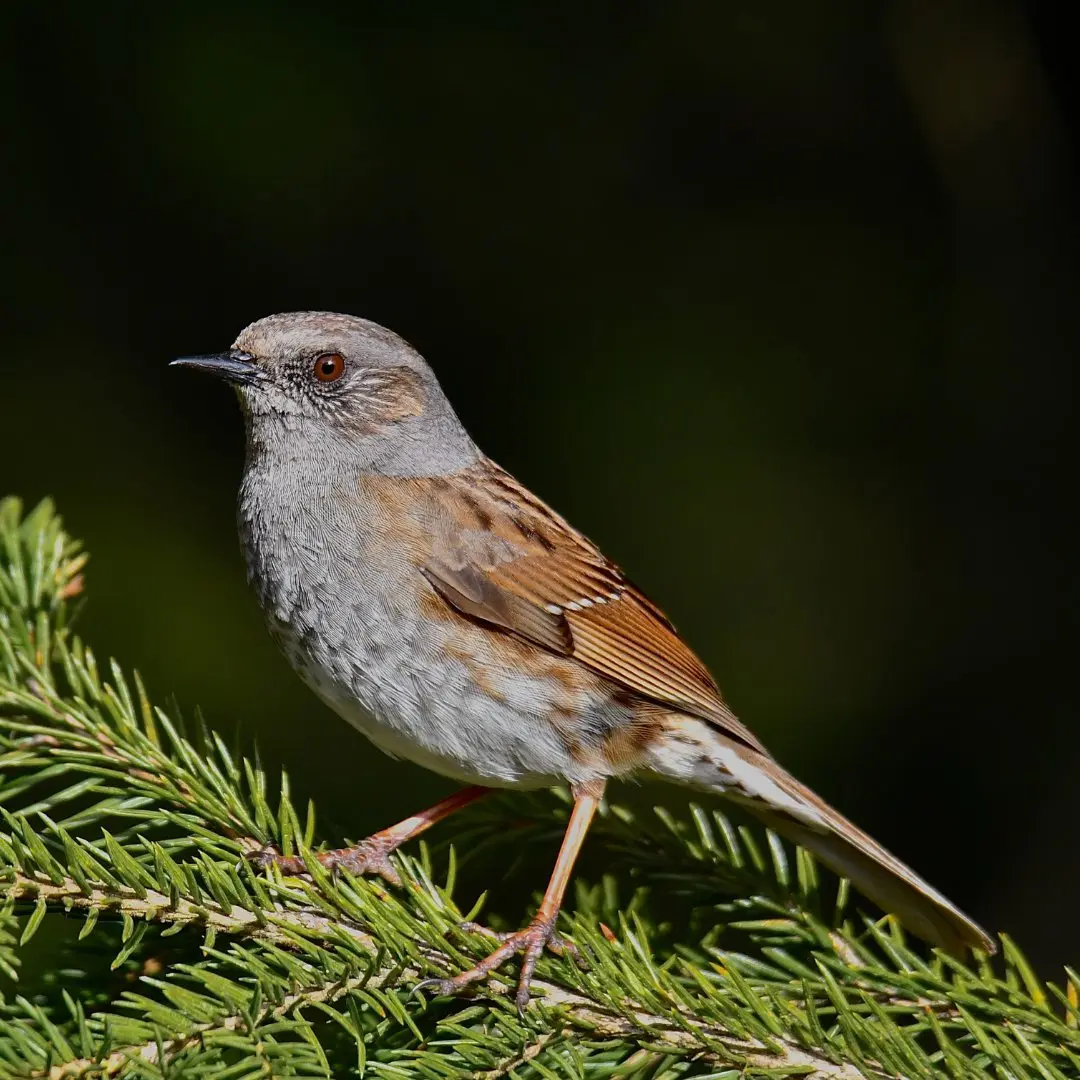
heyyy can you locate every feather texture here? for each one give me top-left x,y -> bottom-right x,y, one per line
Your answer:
737,749 -> 997,955
424,460 -> 767,753
425,459 -> 995,956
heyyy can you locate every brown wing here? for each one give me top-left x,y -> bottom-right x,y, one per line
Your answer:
422,460 -> 767,754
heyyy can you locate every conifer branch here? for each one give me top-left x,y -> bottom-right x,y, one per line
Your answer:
5,871 -> 872,1078
2,496 -> 1078,1079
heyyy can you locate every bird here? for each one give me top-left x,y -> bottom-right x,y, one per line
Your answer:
173,311 -> 994,1007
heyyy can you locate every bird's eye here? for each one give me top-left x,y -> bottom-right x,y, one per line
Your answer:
313,353 -> 345,383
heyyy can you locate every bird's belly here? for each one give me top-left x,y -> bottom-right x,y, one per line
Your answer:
328,701 -> 561,790
297,639 -> 572,789
240,488 -> 628,789
263,589 -> 601,790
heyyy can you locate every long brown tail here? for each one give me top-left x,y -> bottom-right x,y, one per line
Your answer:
707,736 -> 996,956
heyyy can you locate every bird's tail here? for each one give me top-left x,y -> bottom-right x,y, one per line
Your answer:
647,718 -> 995,957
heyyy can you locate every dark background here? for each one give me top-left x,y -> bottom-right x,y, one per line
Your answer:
3,2 -> 1075,973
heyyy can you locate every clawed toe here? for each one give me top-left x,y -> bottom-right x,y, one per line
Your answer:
432,915 -> 568,1009
323,840 -> 403,885
247,844 -> 286,871
458,920 -> 582,963
246,838 -> 402,886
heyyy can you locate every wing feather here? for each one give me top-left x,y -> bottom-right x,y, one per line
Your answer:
423,460 -> 767,754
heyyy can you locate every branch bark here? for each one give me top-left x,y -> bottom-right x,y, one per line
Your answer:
6,872 -> 877,1080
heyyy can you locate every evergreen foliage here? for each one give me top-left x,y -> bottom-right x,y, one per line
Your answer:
0,496 -> 1076,1078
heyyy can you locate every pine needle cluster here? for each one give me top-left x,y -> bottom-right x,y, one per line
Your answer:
1,496 -> 1077,1078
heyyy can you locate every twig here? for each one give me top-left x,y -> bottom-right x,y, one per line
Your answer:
7,872 -> 878,1079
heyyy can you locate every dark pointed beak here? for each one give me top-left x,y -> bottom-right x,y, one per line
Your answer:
170,352 -> 261,385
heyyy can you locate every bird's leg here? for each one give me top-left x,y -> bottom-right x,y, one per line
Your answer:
429,781 -> 603,1010
251,785 -> 491,886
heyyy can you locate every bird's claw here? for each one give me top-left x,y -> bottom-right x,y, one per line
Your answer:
426,913 -> 569,1010
247,836 -> 403,886
458,920 -> 582,963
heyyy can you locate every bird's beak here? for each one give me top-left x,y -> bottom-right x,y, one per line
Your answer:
171,352 -> 261,385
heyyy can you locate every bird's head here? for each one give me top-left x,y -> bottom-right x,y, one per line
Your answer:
173,311 -> 478,476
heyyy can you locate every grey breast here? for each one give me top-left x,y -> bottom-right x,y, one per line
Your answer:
236,458 -> 586,788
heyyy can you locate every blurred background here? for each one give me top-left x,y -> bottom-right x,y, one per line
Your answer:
3,2 -> 1075,972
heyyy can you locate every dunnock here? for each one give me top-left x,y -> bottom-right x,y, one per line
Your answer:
174,311 -> 993,1006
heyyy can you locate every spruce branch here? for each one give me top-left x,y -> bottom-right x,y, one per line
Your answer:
2,872 -> 872,1077
1,496 -> 1078,1079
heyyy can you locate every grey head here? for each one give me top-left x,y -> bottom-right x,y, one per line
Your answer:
173,311 -> 479,477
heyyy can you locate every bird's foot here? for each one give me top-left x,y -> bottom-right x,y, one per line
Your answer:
457,920 -> 581,962
424,912 -> 567,1010
248,835 -> 402,886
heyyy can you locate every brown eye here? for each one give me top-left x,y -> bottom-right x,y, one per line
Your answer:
313,352 -> 345,382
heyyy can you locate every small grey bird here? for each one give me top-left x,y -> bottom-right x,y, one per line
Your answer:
174,311 -> 994,1006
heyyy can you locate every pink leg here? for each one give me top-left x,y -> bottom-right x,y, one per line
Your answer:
253,785 -> 491,885
428,781 -> 603,1009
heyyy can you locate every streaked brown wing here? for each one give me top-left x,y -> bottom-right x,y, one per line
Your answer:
423,460 -> 767,754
